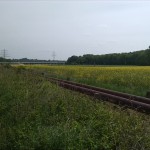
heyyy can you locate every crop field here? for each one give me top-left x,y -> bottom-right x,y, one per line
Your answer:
24,65 -> 150,97
1,64 -> 150,149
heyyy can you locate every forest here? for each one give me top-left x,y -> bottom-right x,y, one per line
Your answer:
67,49 -> 150,65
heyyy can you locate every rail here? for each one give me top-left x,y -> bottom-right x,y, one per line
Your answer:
46,77 -> 150,114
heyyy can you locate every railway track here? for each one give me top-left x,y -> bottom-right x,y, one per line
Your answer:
27,70 -> 150,114
45,77 -> 150,114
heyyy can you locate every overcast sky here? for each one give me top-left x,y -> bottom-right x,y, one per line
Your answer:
0,0 -> 150,60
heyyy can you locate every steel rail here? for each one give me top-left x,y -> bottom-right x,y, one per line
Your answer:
48,77 -> 150,105
47,77 -> 150,114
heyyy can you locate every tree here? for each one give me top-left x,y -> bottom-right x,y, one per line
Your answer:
66,49 -> 150,66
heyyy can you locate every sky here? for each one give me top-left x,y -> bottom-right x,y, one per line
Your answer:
0,0 -> 150,60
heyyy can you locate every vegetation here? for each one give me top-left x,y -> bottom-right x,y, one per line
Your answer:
67,49 -> 150,65
0,65 -> 150,149
0,57 -> 65,63
0,57 -> 11,62
25,65 -> 150,97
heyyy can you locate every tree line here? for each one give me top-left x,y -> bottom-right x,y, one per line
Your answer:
0,58 -> 61,63
66,49 -> 150,66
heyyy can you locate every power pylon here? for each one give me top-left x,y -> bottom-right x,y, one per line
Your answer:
52,51 -> 56,61
0,49 -> 8,59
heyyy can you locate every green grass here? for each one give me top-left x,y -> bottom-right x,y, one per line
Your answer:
0,65 -> 150,149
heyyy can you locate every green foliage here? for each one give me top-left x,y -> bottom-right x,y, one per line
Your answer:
67,49 -> 150,65
0,57 -> 6,62
0,57 -> 11,62
0,66 -> 150,149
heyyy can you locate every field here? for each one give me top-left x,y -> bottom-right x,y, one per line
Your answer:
0,64 -> 150,149
24,65 -> 150,97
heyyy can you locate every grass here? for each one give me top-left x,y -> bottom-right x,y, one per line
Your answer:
23,65 -> 150,97
0,64 -> 150,149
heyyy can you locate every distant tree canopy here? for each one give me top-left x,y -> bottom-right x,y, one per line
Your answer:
66,49 -> 150,66
0,57 -> 11,62
0,58 -> 58,63
0,57 -> 5,62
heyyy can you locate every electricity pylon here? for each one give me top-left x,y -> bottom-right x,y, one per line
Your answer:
0,49 -> 8,59
52,51 -> 56,61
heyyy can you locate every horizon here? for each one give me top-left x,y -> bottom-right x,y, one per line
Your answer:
1,47 -> 149,61
0,0 -> 150,60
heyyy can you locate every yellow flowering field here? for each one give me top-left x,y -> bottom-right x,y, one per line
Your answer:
24,65 -> 150,96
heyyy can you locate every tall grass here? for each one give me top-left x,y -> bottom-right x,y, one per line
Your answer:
0,65 -> 150,149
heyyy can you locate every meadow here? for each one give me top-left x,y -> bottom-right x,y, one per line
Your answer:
24,65 -> 150,97
0,64 -> 150,149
